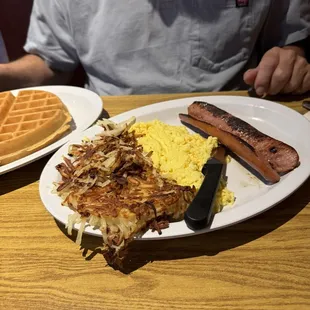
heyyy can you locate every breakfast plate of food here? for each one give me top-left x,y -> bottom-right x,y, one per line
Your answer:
0,85 -> 102,175
39,95 -> 310,263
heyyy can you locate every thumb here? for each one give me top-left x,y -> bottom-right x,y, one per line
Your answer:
243,68 -> 259,86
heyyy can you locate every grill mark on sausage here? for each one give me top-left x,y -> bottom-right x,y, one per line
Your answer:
194,101 -> 265,139
188,101 -> 299,175
179,113 -> 280,184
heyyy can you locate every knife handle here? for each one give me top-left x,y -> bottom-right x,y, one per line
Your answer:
184,163 -> 224,230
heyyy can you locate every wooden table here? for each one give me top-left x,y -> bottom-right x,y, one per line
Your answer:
1,91 -> 309,310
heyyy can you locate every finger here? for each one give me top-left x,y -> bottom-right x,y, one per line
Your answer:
254,48 -> 280,96
243,68 -> 258,86
293,67 -> 310,94
267,49 -> 297,95
282,56 -> 308,94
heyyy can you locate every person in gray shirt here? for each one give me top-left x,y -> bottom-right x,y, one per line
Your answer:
0,0 -> 309,96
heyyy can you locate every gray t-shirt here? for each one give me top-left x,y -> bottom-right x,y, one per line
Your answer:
24,0 -> 310,96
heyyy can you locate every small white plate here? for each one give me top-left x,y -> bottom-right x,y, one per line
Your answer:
39,96 -> 310,240
0,85 -> 102,175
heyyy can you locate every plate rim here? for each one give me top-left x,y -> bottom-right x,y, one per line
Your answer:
0,85 -> 103,175
39,95 -> 310,240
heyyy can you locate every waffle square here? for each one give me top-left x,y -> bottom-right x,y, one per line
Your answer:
0,90 -> 72,165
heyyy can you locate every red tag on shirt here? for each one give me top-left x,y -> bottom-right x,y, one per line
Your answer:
235,0 -> 249,7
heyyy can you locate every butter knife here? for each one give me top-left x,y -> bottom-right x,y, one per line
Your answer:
184,145 -> 226,231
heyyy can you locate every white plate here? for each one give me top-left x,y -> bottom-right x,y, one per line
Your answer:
39,96 -> 310,240
0,85 -> 102,175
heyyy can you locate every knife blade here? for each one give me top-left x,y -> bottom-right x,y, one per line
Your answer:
184,145 -> 226,231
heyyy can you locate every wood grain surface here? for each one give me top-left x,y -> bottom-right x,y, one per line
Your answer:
1,91 -> 309,310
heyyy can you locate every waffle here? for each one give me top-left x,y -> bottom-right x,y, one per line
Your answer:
0,90 -> 72,165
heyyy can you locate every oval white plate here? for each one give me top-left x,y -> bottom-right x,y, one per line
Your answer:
39,96 -> 310,240
0,85 -> 102,175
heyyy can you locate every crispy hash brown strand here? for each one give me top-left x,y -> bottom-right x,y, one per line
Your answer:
54,118 -> 196,262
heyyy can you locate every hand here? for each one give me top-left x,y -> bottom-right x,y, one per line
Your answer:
244,46 -> 310,96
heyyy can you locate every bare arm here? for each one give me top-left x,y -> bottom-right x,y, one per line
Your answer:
0,54 -> 72,91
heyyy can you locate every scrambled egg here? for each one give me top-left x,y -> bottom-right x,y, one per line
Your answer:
130,120 -> 234,212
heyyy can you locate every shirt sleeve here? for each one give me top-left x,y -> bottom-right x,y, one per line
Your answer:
259,0 -> 310,54
23,0 -> 79,72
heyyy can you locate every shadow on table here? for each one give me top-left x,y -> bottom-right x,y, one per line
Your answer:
247,89 -> 310,102
99,108 -> 110,119
55,176 -> 309,274
0,155 -> 53,195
